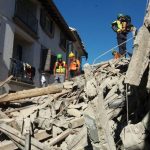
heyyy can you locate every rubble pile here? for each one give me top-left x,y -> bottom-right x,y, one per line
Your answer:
0,81 -> 87,150
83,58 -> 130,150
0,57 -> 131,150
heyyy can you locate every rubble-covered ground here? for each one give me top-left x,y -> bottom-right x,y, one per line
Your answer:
0,59 -> 129,150
0,57 -> 146,150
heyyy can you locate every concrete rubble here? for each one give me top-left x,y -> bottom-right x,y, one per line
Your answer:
0,53 -> 149,150
0,57 -> 131,150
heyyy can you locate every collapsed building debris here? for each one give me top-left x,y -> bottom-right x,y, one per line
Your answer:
0,57 -> 131,150
0,51 -> 149,150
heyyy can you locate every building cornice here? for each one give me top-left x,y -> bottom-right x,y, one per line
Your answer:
38,0 -> 76,41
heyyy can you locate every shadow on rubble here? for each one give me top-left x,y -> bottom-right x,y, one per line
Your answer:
133,66 -> 150,150
84,135 -> 93,150
0,101 -> 36,112
113,66 -> 150,149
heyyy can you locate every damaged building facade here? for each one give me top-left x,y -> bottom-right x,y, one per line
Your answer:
0,0 -> 87,91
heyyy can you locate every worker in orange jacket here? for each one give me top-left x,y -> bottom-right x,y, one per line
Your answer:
112,50 -> 121,59
69,52 -> 80,78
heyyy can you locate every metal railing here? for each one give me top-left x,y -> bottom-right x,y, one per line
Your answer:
14,0 -> 38,34
9,58 -> 35,84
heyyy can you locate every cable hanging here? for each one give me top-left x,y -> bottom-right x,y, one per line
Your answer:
92,36 -> 135,65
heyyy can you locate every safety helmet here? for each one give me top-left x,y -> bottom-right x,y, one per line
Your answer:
57,54 -> 62,59
69,52 -> 75,58
125,15 -> 131,22
112,50 -> 117,55
117,13 -> 124,19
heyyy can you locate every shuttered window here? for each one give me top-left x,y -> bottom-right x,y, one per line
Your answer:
60,32 -> 67,51
40,9 -> 54,38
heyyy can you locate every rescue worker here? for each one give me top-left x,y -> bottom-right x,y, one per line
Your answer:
53,54 -> 68,83
69,52 -> 80,78
112,50 -> 121,59
112,13 -> 134,56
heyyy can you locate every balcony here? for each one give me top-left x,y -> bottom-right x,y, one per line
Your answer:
14,0 -> 38,38
9,58 -> 35,85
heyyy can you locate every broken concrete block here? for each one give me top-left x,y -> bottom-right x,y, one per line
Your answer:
72,75 -> 85,88
38,108 -> 52,119
63,81 -> 73,89
147,65 -> 150,91
125,26 -> 150,86
53,117 -> 68,129
67,109 -> 82,117
68,102 -> 87,109
63,81 -> 74,85
99,77 -> 112,90
107,97 -> 125,109
84,78 -> 98,99
68,117 -> 85,128
54,100 -> 63,110
67,126 -> 88,150
91,143 -> 102,150
105,93 -> 119,105
60,142 -> 68,150
68,104 -> 82,109
84,106 -> 99,143
107,108 -> 122,120
142,112 -> 150,131
64,85 -> 73,89
105,76 -> 124,101
52,126 -> 63,138
120,122 -> 150,150
83,63 -> 93,81
34,117 -> 53,130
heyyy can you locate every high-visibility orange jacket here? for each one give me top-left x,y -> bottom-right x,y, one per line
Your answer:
69,59 -> 80,71
114,52 -> 121,59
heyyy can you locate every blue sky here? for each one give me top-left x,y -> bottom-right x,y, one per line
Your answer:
54,0 -> 147,64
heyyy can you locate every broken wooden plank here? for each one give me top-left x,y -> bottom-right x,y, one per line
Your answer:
49,129 -> 74,146
23,118 -> 31,150
0,129 -> 52,150
5,104 -> 36,114
0,84 -> 63,103
67,127 -> 87,150
0,124 -> 50,150
94,93 -> 116,150
0,75 -> 13,87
